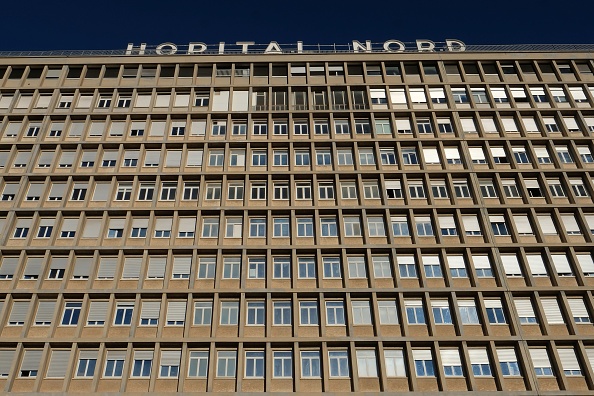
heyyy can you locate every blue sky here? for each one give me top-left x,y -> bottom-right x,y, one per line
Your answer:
1,0 -> 593,51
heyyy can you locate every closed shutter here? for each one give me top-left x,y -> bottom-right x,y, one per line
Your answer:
122,257 -> 142,279
422,148 -> 440,163
160,350 -> 181,366
446,255 -> 465,269
458,299 -> 476,307
534,147 -> 550,159
4,122 -> 22,137
141,301 -> 161,321
564,117 -> 579,131
2,183 -> 20,196
174,93 -> 190,107
23,257 -> 43,278
577,146 -> 592,156
109,122 -> 125,136
35,301 -> 56,323
469,147 -> 485,161
82,218 -> 102,238
166,301 -> 187,322
106,350 -> 127,361
147,257 -> 166,279
460,118 -> 477,132
468,349 -> 490,365
231,90 -> 249,111
0,257 -> 19,276
0,350 -> 15,375
149,121 -> 165,137
422,255 -> 440,266
178,217 -> 196,234
513,215 -> 533,235
21,350 -> 43,371
438,215 -> 456,229
389,88 -> 406,104
409,88 -> 426,103
144,151 -> 160,166
87,301 -> 109,323
395,119 -> 411,132
397,256 -> 415,265
537,215 -> 557,235
405,299 -> 423,307
49,183 -> 66,199
431,300 -> 449,308
551,254 -> 572,275
172,256 -> 191,277
155,94 -> 171,108
59,151 -> 76,166
15,218 -> 32,230
501,255 -> 522,276
522,117 -> 539,132
186,150 -> 203,166
502,118 -> 518,132
429,88 -> 445,99
541,298 -> 565,324
440,349 -> 461,366
131,218 -> 149,229
59,218 -> 78,234
49,257 -> 68,270
385,180 -> 401,189
108,218 -> 125,230
88,122 -> 105,137
79,350 -> 98,361
134,350 -> 154,361
76,95 -> 93,108
68,122 -> 84,136
97,257 -> 118,278
135,94 -> 152,107
124,150 -> 139,162
481,117 -> 498,133
558,349 -> 581,371
561,215 -> 581,234
490,147 -> 506,157
190,120 -> 206,136
9,301 -> 30,323
510,87 -> 527,99
529,349 -> 551,369
568,299 -> 589,318
155,217 -> 173,232
490,87 -> 508,100
484,299 -> 502,309
165,151 -> 182,167
15,95 -> 33,109
577,254 -> 594,275
444,147 -> 460,160
73,257 -> 93,278
496,348 -> 517,364
47,350 -> 71,377
14,151 -> 32,165
92,183 -> 110,201
212,91 -> 230,111
514,299 -> 536,318
569,87 -> 587,101
526,254 -> 547,276
412,350 -> 432,361
38,151 -> 55,167
0,95 -> 14,108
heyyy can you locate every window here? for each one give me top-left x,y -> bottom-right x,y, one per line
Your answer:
222,257 -> 240,279
253,122 -> 267,135
205,183 -> 222,200
296,217 -> 314,237
246,301 -> 265,325
193,301 -> 212,325
252,150 -> 267,166
341,182 -> 358,199
316,150 -> 332,166
373,256 -> 392,278
363,181 -> 380,199
227,182 -> 244,200
344,216 -> 362,236
104,351 -> 125,378
273,301 -> 292,325
273,351 -> 292,378
530,349 -> 553,376
378,300 -> 399,324
273,121 -> 287,135
61,302 -> 82,325
384,350 -> 406,377
251,182 -> 266,200
298,257 -> 316,279
138,183 -> 154,201
432,300 -> 452,324
197,257 -> 216,279
320,217 -> 338,237
334,119 -> 350,135
76,352 -> 97,378
502,180 -> 521,198
160,182 -> 177,201
183,182 -> 199,200
114,303 -> 134,325
248,257 -> 265,279
405,300 -> 426,324
273,183 -> 288,200
415,216 -> 434,236
485,299 -> 506,324
413,350 -> 435,377
188,351 -> 209,378
243,351 -> 265,378
273,257 -> 291,279
402,148 -> 418,164
220,302 -> 239,325
159,351 -> 180,378
348,256 -> 367,278
408,181 -> 426,199
299,301 -> 318,325
398,255 -> 417,278
301,351 -> 321,377
329,350 -> 350,377
273,218 -> 290,237
514,299 -> 537,324
295,151 -> 310,166
202,218 -> 219,238
273,150 -> 288,166
380,149 -> 397,165
208,150 -> 224,166
249,217 -> 266,237
323,257 -> 341,278
352,300 -> 372,325
441,349 -> 463,377
131,351 -> 153,378
337,149 -> 354,165
216,351 -> 237,378
490,215 -> 509,235
358,148 -> 376,165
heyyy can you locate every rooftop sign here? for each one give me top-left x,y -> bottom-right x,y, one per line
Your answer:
125,40 -> 467,55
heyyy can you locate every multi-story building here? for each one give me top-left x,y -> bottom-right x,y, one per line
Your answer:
0,41 -> 594,394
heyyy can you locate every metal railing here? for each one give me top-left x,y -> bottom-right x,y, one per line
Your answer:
1,43 -> 594,57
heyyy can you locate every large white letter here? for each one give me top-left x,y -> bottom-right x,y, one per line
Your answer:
383,40 -> 405,52
297,41 -> 303,54
187,42 -> 207,54
352,40 -> 372,53
446,39 -> 466,52
416,39 -> 435,52
236,41 -> 255,53
265,41 -> 283,54
218,42 -> 225,54
126,43 -> 146,55
156,42 -> 178,55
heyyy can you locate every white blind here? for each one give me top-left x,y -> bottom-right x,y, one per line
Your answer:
481,118 -> 498,133
490,87 -> 508,99
87,301 -> 109,322
460,118 -> 477,132
429,88 -> 445,99
409,88 -> 426,103
155,217 -> 172,231
529,349 -> 551,369
212,91 -> 230,111
385,180 -> 401,189
502,118 -> 518,132
9,301 -> 30,323
122,257 -> 142,279
144,150 -> 160,166
50,257 -> 68,270
412,349 -> 432,361
0,350 -> 14,375
513,215 -> 533,234
149,121 -> 165,137
141,301 -> 161,320
537,215 -> 557,235
0,257 -> 19,276
446,255 -> 465,269
395,119 -> 411,132
577,254 -> 594,274
438,216 -> 456,228
147,257 -> 166,279
47,350 -> 71,377
558,349 -> 581,371
134,350 -> 154,361
109,122 -> 125,136
172,257 -> 191,276
551,254 -> 572,275
496,348 -> 517,363
469,147 -> 485,160
21,350 -> 43,371
522,117 -> 539,132
165,151 -> 182,167
501,255 -> 522,276
166,301 -> 187,321
561,215 -> 580,234
510,87 -> 527,98
97,257 -> 118,278
155,94 -> 171,107
174,93 -> 190,107
490,147 -> 506,157
444,147 -> 460,159
370,88 -> 387,99
440,349 -> 461,366
73,257 -> 93,278
186,150 -> 203,166
190,120 -> 206,136
135,94 -> 151,107
514,299 -> 535,318
568,299 -> 588,318
23,257 -> 43,277
569,87 -> 587,101
231,90 -> 249,111
468,349 -> 490,365
160,350 -> 181,366
564,117 -> 579,130
526,254 -> 547,276
389,88 -> 407,104
541,298 -> 565,324
422,148 -> 440,163
178,217 -> 196,233
35,300 -> 56,323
